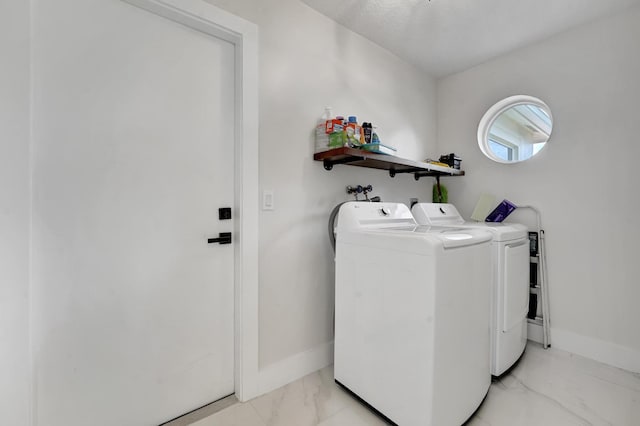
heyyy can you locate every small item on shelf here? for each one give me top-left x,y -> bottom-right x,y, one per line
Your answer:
371,131 -> 381,144
329,131 -> 347,148
314,107 -> 333,152
315,128 -> 329,152
360,143 -> 397,155
325,117 -> 344,134
362,122 -> 373,144
328,115 -> 347,148
425,159 -> 451,168
439,153 -> 462,169
345,116 -> 363,146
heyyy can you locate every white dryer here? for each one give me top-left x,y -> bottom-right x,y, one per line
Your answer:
412,203 -> 529,376
334,202 -> 492,426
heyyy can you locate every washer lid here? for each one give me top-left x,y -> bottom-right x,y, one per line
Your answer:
338,225 -> 492,251
336,202 -> 416,231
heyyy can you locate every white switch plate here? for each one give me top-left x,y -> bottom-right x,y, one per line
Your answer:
262,190 -> 274,210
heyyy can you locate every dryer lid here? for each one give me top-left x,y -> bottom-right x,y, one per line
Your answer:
412,203 -> 464,226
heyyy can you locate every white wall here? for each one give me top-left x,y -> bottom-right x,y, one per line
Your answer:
0,1 -> 31,424
203,0 -> 438,382
437,5 -> 640,372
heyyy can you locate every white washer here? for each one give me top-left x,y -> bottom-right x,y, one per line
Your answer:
334,202 -> 492,426
412,203 -> 529,376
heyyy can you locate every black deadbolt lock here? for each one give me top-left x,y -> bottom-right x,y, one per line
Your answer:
219,207 -> 232,220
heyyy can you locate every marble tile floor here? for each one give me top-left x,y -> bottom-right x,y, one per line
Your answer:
191,342 -> 640,426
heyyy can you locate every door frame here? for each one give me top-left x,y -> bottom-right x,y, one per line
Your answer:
121,0 -> 259,402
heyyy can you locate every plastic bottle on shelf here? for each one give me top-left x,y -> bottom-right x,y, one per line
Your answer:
345,116 -> 362,146
315,107 -> 333,152
322,107 -> 332,122
317,107 -> 332,129
327,115 -> 347,148
327,115 -> 344,134
362,122 -> 373,144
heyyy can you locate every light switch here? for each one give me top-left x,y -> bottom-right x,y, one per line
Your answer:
262,190 -> 274,210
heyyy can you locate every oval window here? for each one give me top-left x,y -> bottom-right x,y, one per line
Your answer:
477,95 -> 553,164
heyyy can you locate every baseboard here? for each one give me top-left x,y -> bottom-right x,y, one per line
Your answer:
257,341 -> 334,397
550,328 -> 640,374
527,321 -> 543,344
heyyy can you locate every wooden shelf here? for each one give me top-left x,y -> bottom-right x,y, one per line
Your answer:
313,147 -> 465,180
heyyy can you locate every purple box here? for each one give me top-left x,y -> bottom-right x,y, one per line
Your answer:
485,199 -> 517,223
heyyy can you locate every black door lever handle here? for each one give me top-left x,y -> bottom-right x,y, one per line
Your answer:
208,232 -> 232,245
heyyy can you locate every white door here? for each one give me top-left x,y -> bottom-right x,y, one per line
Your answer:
32,0 -> 235,424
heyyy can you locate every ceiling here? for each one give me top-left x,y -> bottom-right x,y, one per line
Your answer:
300,0 -> 640,77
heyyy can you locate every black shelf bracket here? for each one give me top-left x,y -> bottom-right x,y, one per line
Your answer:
413,171 -> 458,181
323,156 -> 363,171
